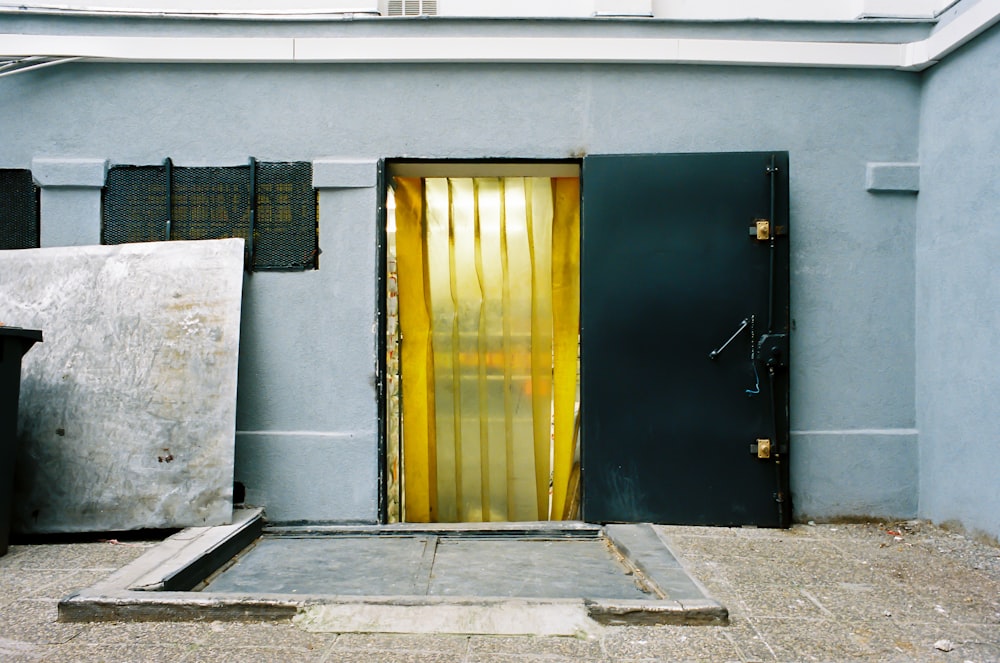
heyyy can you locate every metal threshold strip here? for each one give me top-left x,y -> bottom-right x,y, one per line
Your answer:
58,508 -> 727,635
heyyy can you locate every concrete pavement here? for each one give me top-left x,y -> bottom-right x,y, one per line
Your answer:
1,519 -> 998,662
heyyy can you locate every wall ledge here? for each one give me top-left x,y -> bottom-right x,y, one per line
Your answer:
31,157 -> 108,187
866,162 -> 920,193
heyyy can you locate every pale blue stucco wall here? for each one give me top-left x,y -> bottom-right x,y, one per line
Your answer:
0,16 -> 926,524
916,21 -> 1000,540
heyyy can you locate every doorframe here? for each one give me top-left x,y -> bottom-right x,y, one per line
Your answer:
376,157 -> 582,524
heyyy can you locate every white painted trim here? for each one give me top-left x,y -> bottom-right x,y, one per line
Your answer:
860,0 -> 940,19
790,429 -> 919,436
0,0 -> 966,20
910,0 -> 1000,66
0,34 -> 913,67
0,0 -> 997,71
0,34 -> 294,60
236,430 -> 370,438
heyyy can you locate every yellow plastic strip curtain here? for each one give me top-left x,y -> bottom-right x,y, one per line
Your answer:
550,177 -> 581,520
395,175 -> 580,522
394,177 -> 436,522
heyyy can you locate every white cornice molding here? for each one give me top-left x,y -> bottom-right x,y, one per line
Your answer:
0,0 -> 997,73
0,0 -> 960,20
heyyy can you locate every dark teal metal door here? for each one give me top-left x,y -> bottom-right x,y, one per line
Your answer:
581,152 -> 790,527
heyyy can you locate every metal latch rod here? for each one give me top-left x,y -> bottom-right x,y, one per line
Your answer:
708,318 -> 749,360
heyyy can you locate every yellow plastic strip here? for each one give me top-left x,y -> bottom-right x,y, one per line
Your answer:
476,178 -> 509,521
527,178 -> 555,520
398,174 -> 579,523
394,177 -> 434,523
450,178 -> 486,521
501,177 -> 538,520
425,178 -> 459,522
550,177 -> 581,520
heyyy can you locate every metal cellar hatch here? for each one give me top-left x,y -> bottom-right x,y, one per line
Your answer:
59,509 -> 727,632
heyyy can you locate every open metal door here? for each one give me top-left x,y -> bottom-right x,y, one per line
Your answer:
580,152 -> 790,527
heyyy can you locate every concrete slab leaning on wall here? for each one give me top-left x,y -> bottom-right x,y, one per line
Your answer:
0,239 -> 243,533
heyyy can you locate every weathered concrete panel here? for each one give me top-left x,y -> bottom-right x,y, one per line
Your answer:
0,239 -> 243,533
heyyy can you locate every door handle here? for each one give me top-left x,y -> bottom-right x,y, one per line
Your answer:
708,318 -> 749,360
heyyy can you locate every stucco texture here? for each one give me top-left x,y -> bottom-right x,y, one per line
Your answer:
916,22 -> 1000,540
0,17 -> 925,524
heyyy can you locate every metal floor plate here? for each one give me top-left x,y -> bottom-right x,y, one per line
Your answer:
59,509 -> 728,634
203,536 -> 653,600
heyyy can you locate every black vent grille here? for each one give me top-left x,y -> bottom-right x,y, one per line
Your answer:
254,161 -> 318,271
0,169 -> 40,250
102,166 -> 169,244
102,161 -> 317,271
171,166 -> 252,242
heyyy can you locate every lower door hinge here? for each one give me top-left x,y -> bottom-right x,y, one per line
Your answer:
748,219 -> 787,240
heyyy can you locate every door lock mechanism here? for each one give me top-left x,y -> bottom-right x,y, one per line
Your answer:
750,438 -> 771,459
754,219 -> 770,240
757,333 -> 789,370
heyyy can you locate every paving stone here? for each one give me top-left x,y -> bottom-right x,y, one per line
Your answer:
748,616 -> 891,662
467,654 -> 605,663
600,624 -> 739,661
718,617 -> 778,661
190,620 -> 337,649
332,632 -> 472,654
38,569 -> 119,599
321,651 -> 469,663
0,599 -> 86,645
467,633 -> 604,658
0,569 -> 76,604
28,642 -> 192,662
73,621 -> 218,645
182,645 -> 327,662
728,584 -> 837,621
0,636 -> 49,662
2,542 -> 155,571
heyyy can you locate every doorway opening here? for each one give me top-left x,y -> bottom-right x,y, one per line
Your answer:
383,161 -> 581,523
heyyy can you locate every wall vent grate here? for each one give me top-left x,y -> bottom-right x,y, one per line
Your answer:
102,161 -> 318,271
0,169 -> 40,250
386,0 -> 437,16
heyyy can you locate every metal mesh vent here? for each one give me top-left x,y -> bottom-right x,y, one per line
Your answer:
254,161 -> 318,271
171,166 -> 251,242
103,161 -> 317,271
0,169 -> 39,250
102,166 -> 169,244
